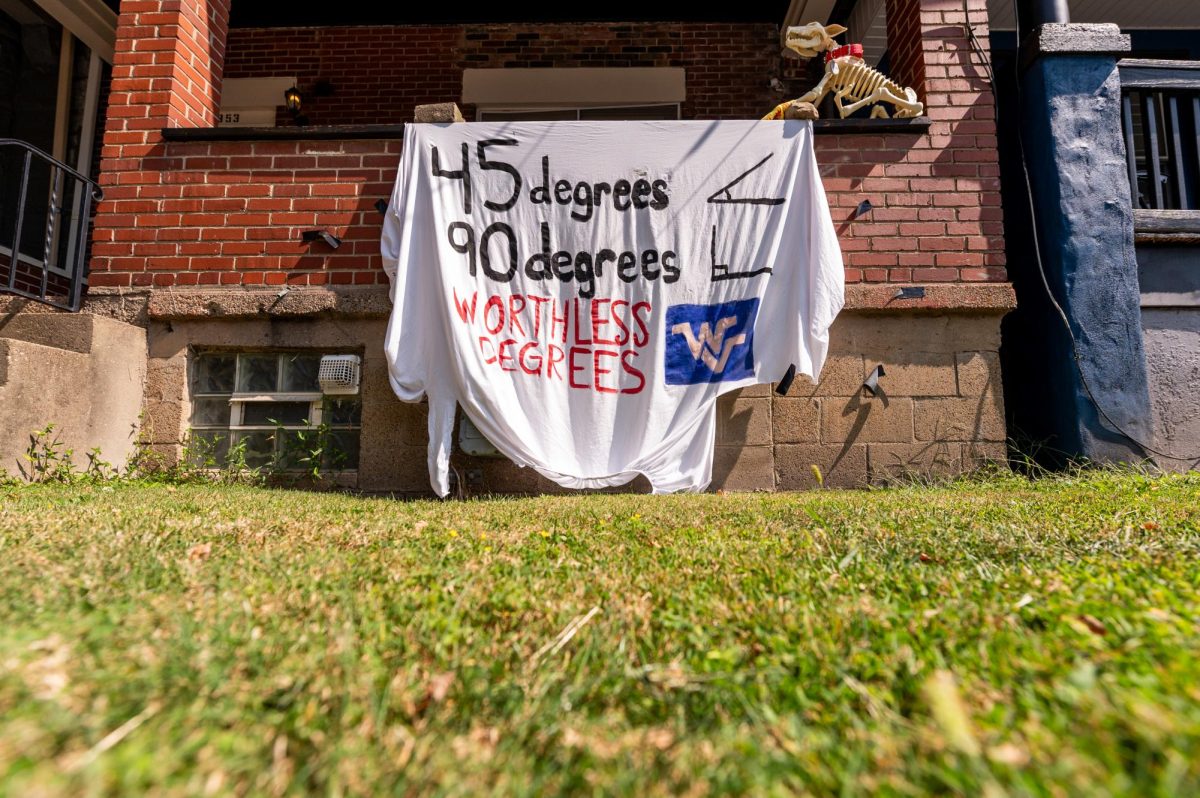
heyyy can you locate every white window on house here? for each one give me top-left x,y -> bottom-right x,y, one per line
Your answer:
464,67 -> 685,122
478,104 -> 681,122
189,352 -> 362,471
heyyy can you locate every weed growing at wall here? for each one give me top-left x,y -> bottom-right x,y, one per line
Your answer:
11,419 -> 353,489
16,425 -> 118,484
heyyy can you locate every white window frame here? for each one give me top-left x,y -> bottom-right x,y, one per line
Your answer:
228,393 -> 327,429
464,67 -> 686,121
475,103 -> 682,122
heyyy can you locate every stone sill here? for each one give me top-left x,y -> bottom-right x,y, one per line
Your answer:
159,117 -> 931,143
844,283 -> 1014,312
142,285 -> 393,318
1134,209 -> 1200,236
1141,292 -> 1200,308
120,282 -> 1014,321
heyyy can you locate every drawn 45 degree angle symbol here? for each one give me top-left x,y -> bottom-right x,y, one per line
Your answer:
706,153 -> 786,281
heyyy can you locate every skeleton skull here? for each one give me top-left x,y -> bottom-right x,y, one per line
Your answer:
783,22 -> 848,59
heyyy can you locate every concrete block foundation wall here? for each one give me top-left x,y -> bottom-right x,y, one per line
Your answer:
729,310 -> 1008,491
458,306 -> 1009,495
137,314 -> 429,492
126,285 -> 1012,494
1,287 -> 1012,492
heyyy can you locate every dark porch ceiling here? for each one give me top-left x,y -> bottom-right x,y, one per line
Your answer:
228,1 -> 790,27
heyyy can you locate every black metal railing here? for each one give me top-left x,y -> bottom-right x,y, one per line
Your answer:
0,139 -> 102,312
1119,60 -> 1200,213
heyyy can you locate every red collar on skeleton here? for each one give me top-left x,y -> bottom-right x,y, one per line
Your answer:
825,43 -> 865,62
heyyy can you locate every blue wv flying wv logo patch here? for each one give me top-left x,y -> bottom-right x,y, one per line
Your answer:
664,298 -> 759,385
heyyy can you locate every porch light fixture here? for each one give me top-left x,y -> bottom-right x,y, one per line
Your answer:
301,229 -> 341,249
284,86 -> 302,114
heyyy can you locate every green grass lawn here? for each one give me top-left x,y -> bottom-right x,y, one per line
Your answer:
1,471 -> 1198,796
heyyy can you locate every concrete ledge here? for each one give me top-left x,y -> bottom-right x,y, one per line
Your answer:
0,310 -> 97,354
1032,23 -> 1130,56
0,297 -> 75,315
135,283 -> 1015,321
144,287 -> 393,320
844,283 -> 1015,312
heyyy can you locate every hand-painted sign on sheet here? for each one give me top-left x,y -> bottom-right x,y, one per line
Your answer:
382,120 -> 843,496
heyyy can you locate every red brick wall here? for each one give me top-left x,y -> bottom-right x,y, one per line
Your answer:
459,22 -> 778,120
225,26 -> 460,128
90,138 -> 399,288
808,0 -> 1004,283
89,1 -> 1005,289
224,23 -> 780,125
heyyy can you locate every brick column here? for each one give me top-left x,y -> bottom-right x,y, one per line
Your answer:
873,0 -> 1004,283
91,0 -> 231,287
107,0 -> 230,132
887,0 -> 996,117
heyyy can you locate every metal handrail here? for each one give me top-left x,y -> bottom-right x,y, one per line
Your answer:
0,138 -> 103,312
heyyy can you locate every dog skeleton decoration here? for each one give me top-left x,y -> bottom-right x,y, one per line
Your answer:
764,22 -> 924,121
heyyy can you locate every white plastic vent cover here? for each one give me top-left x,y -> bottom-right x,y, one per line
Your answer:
318,354 -> 361,395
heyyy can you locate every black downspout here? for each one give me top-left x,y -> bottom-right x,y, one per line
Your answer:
1016,0 -> 1070,36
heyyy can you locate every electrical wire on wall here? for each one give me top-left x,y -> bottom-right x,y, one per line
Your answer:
963,0 -> 996,86
1010,1 -> 1200,466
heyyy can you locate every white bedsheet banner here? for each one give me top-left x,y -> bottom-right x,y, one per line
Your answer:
382,120 -> 844,496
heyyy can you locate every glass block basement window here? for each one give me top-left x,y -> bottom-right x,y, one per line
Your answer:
189,352 -> 361,470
